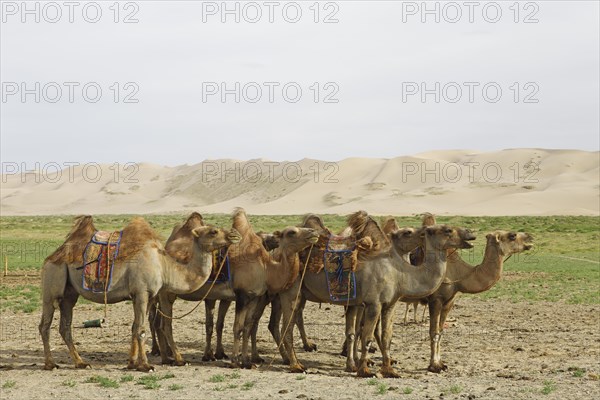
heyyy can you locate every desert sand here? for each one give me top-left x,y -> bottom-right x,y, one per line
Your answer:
1,149 -> 598,216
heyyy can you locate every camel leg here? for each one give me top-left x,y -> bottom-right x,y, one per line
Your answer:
373,318 -> 382,354
344,306 -> 358,372
279,287 -> 304,373
240,297 -> 259,368
403,303 -> 409,324
148,301 -> 161,356
413,303 -> 419,323
215,300 -> 231,360
58,287 -> 89,369
39,299 -> 59,370
132,293 -> 154,372
434,298 -> 456,371
421,303 -> 427,322
427,299 -> 446,373
202,299 -> 216,361
268,295 -> 289,364
250,295 -> 270,364
356,303 -> 381,378
296,298 -> 317,352
156,293 -> 185,366
379,303 -> 400,378
353,306 -> 362,368
231,291 -> 251,368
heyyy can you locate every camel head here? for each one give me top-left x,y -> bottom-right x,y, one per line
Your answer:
389,226 -> 425,254
165,212 -> 205,263
423,224 -> 476,250
382,217 -> 400,235
191,226 -> 242,252
273,227 -> 320,254
486,230 -> 534,255
257,231 -> 280,251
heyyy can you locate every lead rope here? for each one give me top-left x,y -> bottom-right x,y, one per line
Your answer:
155,246 -> 231,320
266,244 -> 314,369
103,231 -> 118,320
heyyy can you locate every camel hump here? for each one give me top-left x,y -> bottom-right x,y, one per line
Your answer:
45,215 -> 98,265
421,212 -> 436,226
118,218 -> 162,261
347,210 -> 390,256
231,207 -> 255,237
382,217 -> 399,235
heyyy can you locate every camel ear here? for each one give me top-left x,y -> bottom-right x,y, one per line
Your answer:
486,233 -> 500,243
191,227 -> 201,238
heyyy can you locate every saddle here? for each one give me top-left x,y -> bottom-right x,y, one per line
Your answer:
82,230 -> 122,292
323,235 -> 359,302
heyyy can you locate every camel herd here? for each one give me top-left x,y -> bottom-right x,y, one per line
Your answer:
39,209 -> 533,378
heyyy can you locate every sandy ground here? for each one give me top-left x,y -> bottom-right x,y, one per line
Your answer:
2,149 -> 599,216
1,275 -> 599,399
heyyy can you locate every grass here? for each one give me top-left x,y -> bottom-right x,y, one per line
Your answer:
403,387 -> 413,394
376,382 -> 388,395
62,380 -> 76,387
541,380 -> 556,395
169,384 -> 184,391
569,367 -> 586,378
84,376 -> 119,388
367,378 -> 378,386
449,384 -> 462,394
2,380 -> 16,389
136,375 -> 161,390
1,215 -> 598,310
209,374 -> 226,383
241,381 -> 255,390
296,375 -> 306,380
120,374 -> 134,383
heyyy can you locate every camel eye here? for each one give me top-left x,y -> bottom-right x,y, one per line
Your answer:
444,228 -> 453,234
508,232 -> 517,241
287,230 -> 297,237
209,229 -> 218,236
402,230 -> 412,237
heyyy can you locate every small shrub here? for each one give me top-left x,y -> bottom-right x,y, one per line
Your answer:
209,374 -> 226,383
169,384 -> 184,391
2,380 -> 16,389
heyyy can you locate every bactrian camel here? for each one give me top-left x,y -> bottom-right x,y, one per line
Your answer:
152,209 -> 318,368
39,215 -> 240,371
277,211 -> 476,377
383,215 -> 533,372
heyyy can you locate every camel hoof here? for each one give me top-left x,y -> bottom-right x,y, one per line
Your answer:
380,367 -> 400,378
251,355 -> 265,364
215,350 -> 228,360
427,363 -> 447,373
137,364 -> 155,373
75,362 -> 91,369
43,363 -> 59,370
356,367 -> 376,378
202,354 -> 216,362
345,365 -> 358,373
289,364 -> 306,373
126,362 -> 137,370
173,359 -> 187,367
242,361 -> 256,370
303,342 -> 318,352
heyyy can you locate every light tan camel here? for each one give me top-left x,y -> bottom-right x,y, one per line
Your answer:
384,215 -> 533,372
152,209 -> 318,368
39,215 -> 240,371
278,211 -> 476,377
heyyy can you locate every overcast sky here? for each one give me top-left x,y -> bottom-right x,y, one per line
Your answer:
1,1 -> 598,166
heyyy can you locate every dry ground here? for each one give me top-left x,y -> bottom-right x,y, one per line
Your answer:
1,276 -> 599,400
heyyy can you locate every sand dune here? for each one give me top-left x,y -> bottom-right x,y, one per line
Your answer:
1,149 -> 598,216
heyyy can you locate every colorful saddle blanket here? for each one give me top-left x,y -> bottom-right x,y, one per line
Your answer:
323,235 -> 357,302
82,230 -> 122,292
208,247 -> 230,283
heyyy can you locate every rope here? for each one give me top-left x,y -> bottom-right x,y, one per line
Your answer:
103,231 -> 119,319
155,246 -> 231,320
266,244 -> 314,369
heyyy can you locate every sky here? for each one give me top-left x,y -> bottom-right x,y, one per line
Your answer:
1,0 -> 599,166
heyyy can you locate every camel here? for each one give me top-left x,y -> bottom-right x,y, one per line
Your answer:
151,208 -> 319,368
384,215 -> 534,372
277,211 -> 476,377
39,215 -> 240,371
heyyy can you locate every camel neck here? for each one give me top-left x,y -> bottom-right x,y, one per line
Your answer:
457,239 -> 504,294
161,246 -> 213,294
266,247 -> 301,293
391,237 -> 447,298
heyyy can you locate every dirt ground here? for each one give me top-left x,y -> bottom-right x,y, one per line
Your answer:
1,277 -> 599,400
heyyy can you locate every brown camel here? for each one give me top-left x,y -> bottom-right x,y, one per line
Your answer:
384,215 -> 534,372
278,211 -> 476,377
152,208 -> 319,368
39,215 -> 240,371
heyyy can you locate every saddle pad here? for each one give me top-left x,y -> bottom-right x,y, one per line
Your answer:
208,247 -> 230,284
82,230 -> 122,292
323,235 -> 357,302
